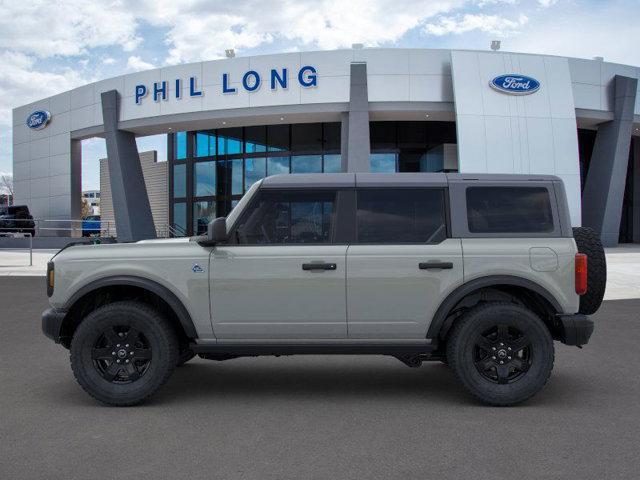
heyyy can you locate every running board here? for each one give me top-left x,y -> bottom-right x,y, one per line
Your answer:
190,342 -> 439,357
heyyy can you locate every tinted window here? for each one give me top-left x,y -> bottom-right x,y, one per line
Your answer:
466,187 -> 554,233
235,190 -> 337,245
357,189 -> 446,243
173,164 -> 186,198
194,161 -> 216,197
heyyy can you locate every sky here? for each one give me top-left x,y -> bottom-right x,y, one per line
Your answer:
0,0 -> 639,191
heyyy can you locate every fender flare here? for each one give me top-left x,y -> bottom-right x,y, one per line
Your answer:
426,275 -> 562,340
64,275 -> 198,339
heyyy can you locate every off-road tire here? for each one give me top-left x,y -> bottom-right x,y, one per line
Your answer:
572,226 -> 606,315
70,301 -> 178,406
447,302 -> 554,406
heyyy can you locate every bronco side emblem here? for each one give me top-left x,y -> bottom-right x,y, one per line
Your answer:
192,263 -> 204,273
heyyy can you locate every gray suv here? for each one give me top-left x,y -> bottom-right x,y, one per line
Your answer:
42,173 -> 605,406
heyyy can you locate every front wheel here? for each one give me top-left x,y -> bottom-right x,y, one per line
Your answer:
446,302 -> 554,406
70,301 -> 178,406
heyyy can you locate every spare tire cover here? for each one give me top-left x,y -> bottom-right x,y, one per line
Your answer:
572,226 -> 607,315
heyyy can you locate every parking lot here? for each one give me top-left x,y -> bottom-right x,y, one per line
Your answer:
1,276 -> 639,480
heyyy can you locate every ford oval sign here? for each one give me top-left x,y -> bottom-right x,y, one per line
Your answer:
490,74 -> 540,95
26,110 -> 51,130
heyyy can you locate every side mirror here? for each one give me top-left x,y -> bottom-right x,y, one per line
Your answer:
208,217 -> 228,244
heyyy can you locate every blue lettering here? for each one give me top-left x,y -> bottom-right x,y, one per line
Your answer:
153,81 -> 167,102
298,66 -> 317,87
135,85 -> 147,104
189,76 -> 202,97
175,79 -> 181,99
270,68 -> 287,90
242,70 -> 261,92
222,73 -> 236,93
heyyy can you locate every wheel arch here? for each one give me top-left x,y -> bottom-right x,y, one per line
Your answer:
427,275 -> 562,341
59,276 -> 198,347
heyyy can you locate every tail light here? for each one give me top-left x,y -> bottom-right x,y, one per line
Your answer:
575,253 -> 587,295
46,261 -> 54,297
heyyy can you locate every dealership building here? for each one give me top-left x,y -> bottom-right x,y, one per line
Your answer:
11,48 -> 640,246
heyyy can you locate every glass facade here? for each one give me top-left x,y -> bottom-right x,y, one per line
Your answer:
369,121 -> 457,172
169,122 -> 341,235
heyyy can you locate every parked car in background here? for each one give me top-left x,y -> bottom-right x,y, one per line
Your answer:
82,215 -> 101,237
0,205 -> 35,236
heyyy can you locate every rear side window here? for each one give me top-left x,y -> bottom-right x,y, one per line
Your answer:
356,189 -> 447,244
466,187 -> 554,233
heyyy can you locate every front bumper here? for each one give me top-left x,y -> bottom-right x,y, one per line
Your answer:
42,308 -> 67,343
557,314 -> 594,346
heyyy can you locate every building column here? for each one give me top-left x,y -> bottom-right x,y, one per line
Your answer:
101,90 -> 156,242
582,75 -> 638,247
632,139 -> 640,243
344,62 -> 370,173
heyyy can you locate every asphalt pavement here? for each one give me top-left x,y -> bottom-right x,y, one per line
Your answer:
1,276 -> 639,480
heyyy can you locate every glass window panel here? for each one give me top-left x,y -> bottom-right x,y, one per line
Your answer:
231,159 -> 243,195
193,201 -> 216,236
323,154 -> 341,173
398,121 -> 427,148
466,187 -> 554,233
173,163 -> 186,197
217,127 -> 243,155
356,189 -> 446,244
195,131 -> 215,157
235,190 -> 337,245
323,123 -> 341,151
370,153 -> 397,173
267,156 -> 290,175
194,161 -> 216,197
245,126 -> 267,153
267,124 -> 289,152
291,155 -> 322,173
370,122 -> 396,150
292,123 -> 322,152
174,131 -> 187,160
244,157 -> 266,191
172,202 -> 187,236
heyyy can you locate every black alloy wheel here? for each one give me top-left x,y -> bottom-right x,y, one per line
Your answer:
91,326 -> 152,383
473,324 -> 531,384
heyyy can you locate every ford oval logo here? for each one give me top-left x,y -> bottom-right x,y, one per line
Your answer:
26,110 -> 51,130
490,74 -> 540,95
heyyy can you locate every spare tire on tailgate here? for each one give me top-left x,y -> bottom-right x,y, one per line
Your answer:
572,227 -> 607,315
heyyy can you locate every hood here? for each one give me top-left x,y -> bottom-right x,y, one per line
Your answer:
136,237 -> 191,244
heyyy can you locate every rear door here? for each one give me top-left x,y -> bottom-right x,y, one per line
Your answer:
346,187 -> 463,339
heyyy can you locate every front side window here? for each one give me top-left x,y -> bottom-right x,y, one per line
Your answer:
234,189 -> 337,245
356,189 -> 446,243
466,187 -> 554,233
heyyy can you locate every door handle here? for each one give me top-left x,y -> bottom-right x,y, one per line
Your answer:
302,262 -> 337,271
419,261 -> 453,270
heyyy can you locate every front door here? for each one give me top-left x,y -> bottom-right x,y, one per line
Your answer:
346,188 -> 464,339
211,188 -> 347,339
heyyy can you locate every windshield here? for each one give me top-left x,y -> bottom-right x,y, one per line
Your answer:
225,180 -> 262,230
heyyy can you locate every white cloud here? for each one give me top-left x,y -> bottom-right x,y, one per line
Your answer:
538,0 -> 558,7
0,51 -> 87,125
424,13 -> 529,36
0,0 -> 141,57
126,56 -> 156,72
135,0 -> 465,64
102,57 -> 116,65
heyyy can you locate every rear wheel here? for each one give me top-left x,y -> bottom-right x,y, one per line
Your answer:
446,302 -> 554,406
70,301 -> 178,406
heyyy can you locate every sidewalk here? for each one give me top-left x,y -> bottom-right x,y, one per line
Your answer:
1,246 -> 639,300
